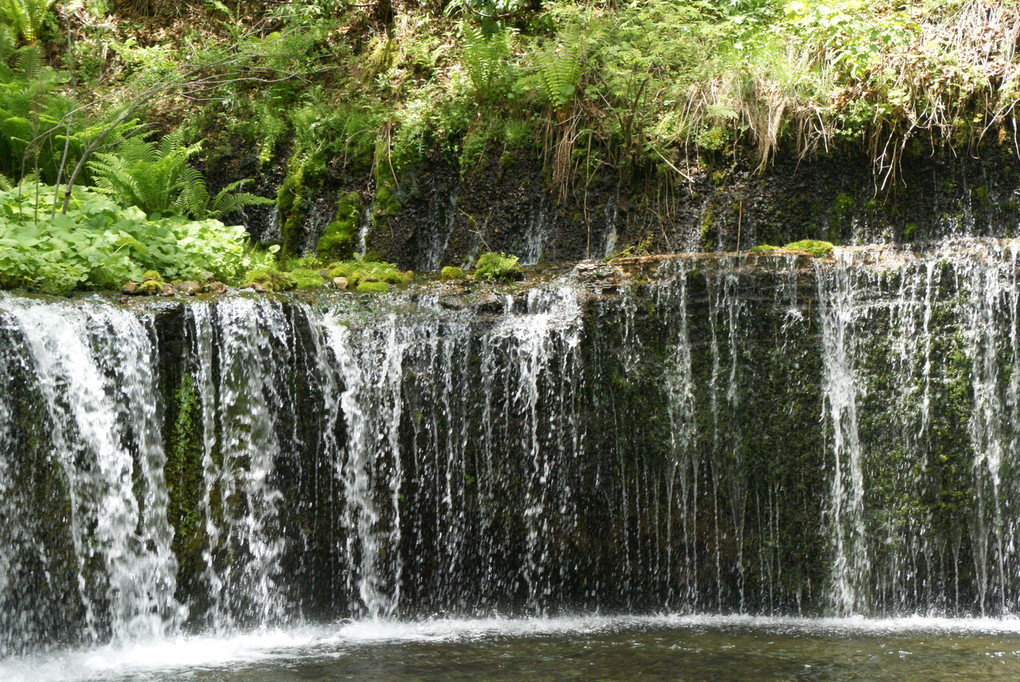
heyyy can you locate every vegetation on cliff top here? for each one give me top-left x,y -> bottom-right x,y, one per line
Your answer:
0,0 -> 1018,291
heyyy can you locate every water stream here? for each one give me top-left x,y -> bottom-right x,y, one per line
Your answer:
5,239 -> 1020,676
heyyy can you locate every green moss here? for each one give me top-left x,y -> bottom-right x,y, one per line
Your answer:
317,191 -> 361,262
905,223 -> 917,240
749,244 -> 779,253
137,279 -> 163,295
374,185 -> 402,216
165,374 -> 204,576
288,267 -> 326,289
831,192 -> 854,221
277,169 -> 305,257
328,258 -> 410,286
441,265 -> 466,281
356,280 -> 390,293
783,239 -> 834,257
474,251 -> 522,282
244,266 -> 297,291
973,185 -> 989,206
700,204 -> 715,252
142,270 -> 163,283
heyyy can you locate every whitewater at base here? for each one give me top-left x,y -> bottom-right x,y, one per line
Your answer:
6,615 -> 1020,681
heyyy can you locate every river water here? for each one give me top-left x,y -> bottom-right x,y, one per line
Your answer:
5,616 -> 1020,680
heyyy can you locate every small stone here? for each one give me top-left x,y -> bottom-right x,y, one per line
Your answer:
207,281 -> 227,294
332,276 -> 349,290
177,280 -> 202,296
122,281 -> 138,295
159,284 -> 175,297
252,282 -> 271,293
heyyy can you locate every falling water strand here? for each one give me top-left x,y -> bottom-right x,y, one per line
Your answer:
320,311 -> 409,619
818,255 -> 870,615
1,297 -> 183,644
185,299 -> 290,628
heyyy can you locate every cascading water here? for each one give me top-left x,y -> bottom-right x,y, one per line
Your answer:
817,255 -> 870,615
8,239 -> 1020,669
0,298 -> 183,657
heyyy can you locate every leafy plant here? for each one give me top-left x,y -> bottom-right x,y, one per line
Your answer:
0,0 -> 58,44
474,251 -> 522,281
88,129 -> 271,219
0,183 -> 260,293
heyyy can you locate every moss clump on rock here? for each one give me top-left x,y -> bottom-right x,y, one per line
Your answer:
328,258 -> 409,287
136,270 -> 165,295
356,280 -> 390,293
244,267 -> 296,292
317,191 -> 361,262
474,252 -> 522,282
783,239 -> 835,257
749,244 -> 780,253
440,265 -> 466,281
289,267 -> 327,289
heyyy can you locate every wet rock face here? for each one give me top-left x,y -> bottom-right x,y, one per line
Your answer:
4,242 -> 1020,654
213,143 -> 1020,271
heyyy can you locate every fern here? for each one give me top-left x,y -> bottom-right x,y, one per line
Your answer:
534,47 -> 582,115
0,0 -> 58,44
89,128 -> 271,219
89,129 -> 204,216
461,22 -> 512,98
0,172 -> 11,190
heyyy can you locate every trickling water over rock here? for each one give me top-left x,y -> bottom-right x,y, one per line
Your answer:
6,239 -> 1020,656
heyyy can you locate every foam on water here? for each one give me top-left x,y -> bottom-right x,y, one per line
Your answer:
7,614 -> 1020,682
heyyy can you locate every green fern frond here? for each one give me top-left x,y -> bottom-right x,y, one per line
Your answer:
0,0 -> 57,45
0,171 -> 12,190
207,179 -> 274,219
534,48 -> 582,114
0,23 -> 15,62
88,128 -> 266,220
462,22 -> 512,97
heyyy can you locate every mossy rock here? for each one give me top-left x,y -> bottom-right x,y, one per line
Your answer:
142,270 -> 163,283
137,279 -> 163,295
288,267 -> 327,289
356,280 -> 390,293
244,267 -> 297,291
440,266 -> 466,281
783,239 -> 835,257
374,185 -> 402,216
328,259 -> 409,286
317,191 -> 361,262
474,252 -> 522,282
749,244 -> 780,253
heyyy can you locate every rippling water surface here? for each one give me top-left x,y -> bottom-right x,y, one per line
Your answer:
7,615 -> 1020,681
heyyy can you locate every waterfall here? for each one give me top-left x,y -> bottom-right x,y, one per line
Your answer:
818,254 -> 870,615
6,239 -> 1020,657
0,297 -> 183,656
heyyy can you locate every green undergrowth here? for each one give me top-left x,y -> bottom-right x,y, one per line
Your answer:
0,183 -> 266,294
